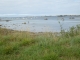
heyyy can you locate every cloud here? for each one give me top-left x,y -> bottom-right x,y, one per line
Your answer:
0,0 -> 80,15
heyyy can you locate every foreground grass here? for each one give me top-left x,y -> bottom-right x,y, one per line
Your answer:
0,26 -> 80,60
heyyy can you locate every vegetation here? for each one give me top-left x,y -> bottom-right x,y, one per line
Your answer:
0,25 -> 80,60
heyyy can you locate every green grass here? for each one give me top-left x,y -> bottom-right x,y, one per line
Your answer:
0,25 -> 80,60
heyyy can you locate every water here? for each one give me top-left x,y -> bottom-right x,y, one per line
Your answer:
0,16 -> 80,32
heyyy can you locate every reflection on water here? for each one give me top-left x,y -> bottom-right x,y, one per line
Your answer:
0,16 -> 80,32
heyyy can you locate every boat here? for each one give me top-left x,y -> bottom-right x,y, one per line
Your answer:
69,17 -> 75,19
44,18 -> 48,20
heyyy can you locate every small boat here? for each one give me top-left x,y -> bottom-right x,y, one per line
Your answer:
6,20 -> 10,22
62,18 -> 64,21
69,17 -> 75,19
44,18 -> 48,20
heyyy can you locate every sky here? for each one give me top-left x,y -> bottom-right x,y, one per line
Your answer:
0,0 -> 80,16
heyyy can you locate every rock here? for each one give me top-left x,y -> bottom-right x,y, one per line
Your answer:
0,25 -> 2,26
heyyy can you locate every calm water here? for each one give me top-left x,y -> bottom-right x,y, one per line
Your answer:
0,16 -> 80,32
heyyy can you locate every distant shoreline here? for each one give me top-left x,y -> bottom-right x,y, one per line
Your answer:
0,15 -> 80,17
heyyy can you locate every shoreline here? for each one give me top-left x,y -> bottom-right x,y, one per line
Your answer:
0,24 -> 80,60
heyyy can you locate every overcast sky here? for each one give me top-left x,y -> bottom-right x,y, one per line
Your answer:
0,0 -> 80,16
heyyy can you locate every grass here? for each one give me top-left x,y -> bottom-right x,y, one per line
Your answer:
0,25 -> 80,60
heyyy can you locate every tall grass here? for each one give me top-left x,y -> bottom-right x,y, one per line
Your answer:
0,25 -> 80,60
60,24 -> 80,38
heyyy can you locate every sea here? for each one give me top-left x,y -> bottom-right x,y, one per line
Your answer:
0,16 -> 80,32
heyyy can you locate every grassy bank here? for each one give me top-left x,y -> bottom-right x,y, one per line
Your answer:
0,25 -> 80,60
